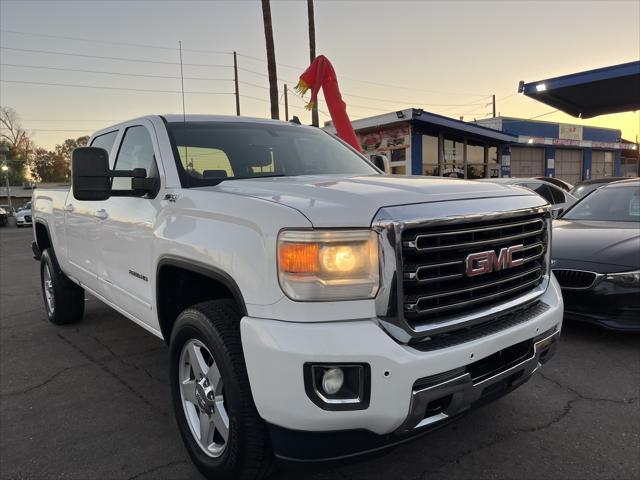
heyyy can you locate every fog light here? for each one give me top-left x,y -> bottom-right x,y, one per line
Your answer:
322,368 -> 344,395
304,363 -> 371,411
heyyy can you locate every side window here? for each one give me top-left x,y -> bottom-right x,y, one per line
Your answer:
549,185 -> 566,204
519,182 -> 554,204
90,131 -> 118,154
113,126 -> 158,190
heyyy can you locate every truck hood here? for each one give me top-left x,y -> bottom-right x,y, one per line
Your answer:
204,174 -> 534,227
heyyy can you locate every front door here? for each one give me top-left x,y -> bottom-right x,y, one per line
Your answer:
64,130 -> 120,293
98,121 -> 164,330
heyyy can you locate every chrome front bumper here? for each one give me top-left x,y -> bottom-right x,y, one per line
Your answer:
396,328 -> 560,434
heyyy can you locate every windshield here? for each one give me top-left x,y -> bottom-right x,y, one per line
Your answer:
563,184 -> 640,222
166,121 -> 377,187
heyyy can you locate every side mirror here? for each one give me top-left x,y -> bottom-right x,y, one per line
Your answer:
370,154 -> 389,173
72,147 -> 112,201
551,207 -> 564,219
72,147 -> 149,201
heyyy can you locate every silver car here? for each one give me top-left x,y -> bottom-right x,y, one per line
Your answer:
478,177 -> 577,216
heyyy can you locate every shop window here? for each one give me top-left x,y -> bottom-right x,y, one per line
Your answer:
489,147 -> 500,177
422,134 -> 439,176
391,164 -> 406,175
443,138 -> 464,178
466,143 -> 486,179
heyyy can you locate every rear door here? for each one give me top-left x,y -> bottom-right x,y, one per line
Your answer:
64,130 -> 119,292
98,120 -> 164,328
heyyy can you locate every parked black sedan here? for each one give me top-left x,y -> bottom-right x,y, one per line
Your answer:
552,179 -> 640,332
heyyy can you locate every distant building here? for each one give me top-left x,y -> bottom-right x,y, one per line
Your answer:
476,117 -> 635,184
324,108 -> 516,179
620,139 -> 639,177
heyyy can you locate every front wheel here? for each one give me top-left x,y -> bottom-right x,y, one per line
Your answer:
40,249 -> 84,325
169,300 -> 272,480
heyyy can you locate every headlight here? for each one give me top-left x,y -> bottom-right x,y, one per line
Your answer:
604,270 -> 640,287
277,230 -> 379,301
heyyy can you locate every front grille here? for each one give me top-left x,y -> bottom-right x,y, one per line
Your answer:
552,269 -> 597,289
401,212 -> 548,330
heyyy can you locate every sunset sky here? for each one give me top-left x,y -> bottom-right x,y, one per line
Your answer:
1,0 -> 639,149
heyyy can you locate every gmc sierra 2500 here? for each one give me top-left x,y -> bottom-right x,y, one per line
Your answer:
32,115 -> 563,479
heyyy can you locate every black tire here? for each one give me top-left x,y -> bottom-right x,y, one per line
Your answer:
169,299 -> 272,480
40,248 -> 85,325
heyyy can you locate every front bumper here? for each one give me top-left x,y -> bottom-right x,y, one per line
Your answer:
562,281 -> 640,332
16,216 -> 32,226
241,276 -> 563,450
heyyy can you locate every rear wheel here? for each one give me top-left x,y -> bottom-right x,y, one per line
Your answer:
169,299 -> 272,480
40,249 -> 84,325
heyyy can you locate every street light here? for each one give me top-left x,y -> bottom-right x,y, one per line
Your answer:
0,144 -> 12,213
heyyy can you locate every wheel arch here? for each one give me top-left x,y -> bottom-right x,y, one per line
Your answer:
156,255 -> 247,343
34,219 -> 52,257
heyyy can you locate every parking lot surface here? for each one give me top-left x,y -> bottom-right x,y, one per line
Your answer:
1,226 -> 639,480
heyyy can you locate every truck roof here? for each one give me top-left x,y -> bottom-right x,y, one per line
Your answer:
162,114 -> 292,125
91,114 -> 308,138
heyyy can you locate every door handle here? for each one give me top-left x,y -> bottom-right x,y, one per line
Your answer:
95,209 -> 109,220
64,204 -> 74,213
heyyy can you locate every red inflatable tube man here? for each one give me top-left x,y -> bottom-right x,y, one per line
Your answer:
295,55 -> 361,151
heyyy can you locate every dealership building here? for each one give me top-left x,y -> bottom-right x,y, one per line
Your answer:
325,108 -> 517,179
325,108 -> 636,183
476,116 -> 634,184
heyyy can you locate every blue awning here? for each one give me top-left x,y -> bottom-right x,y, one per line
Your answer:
518,61 -> 640,119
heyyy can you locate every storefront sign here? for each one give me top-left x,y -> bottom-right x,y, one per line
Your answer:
559,124 -> 583,141
359,126 -> 410,153
518,136 -> 626,149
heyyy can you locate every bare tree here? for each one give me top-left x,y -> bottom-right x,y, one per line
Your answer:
261,0 -> 279,119
307,0 -> 319,127
0,106 -> 32,156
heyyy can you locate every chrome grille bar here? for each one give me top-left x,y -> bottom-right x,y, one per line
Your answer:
408,273 -> 543,316
407,266 -> 543,306
405,227 -> 545,253
404,218 -> 544,252
404,242 -> 544,284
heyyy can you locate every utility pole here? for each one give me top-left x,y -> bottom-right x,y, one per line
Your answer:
233,51 -> 240,116
261,0 -> 279,119
284,84 -> 289,121
307,0 -> 319,127
0,145 -> 11,213
492,94 -> 496,118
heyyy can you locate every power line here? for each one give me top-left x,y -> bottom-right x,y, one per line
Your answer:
0,127 -> 92,132
0,28 -> 232,55
22,119 -> 122,122
0,46 -> 232,68
1,79 -> 234,95
3,29 -> 496,99
1,63 -> 233,82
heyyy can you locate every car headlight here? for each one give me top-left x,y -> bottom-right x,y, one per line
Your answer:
603,270 -> 640,287
277,230 -> 380,301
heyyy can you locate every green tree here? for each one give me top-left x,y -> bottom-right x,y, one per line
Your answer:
30,136 -> 90,183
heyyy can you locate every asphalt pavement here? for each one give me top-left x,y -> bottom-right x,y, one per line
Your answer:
1,225 -> 639,480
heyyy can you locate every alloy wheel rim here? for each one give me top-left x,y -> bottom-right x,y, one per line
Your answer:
179,339 -> 229,458
43,264 -> 55,314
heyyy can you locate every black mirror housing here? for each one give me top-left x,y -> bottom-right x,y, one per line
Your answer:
72,147 -> 112,201
72,147 -> 155,201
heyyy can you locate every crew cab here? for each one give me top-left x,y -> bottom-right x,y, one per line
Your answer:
32,115 -> 563,479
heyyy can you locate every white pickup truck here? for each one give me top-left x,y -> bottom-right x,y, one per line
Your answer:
32,115 -> 563,479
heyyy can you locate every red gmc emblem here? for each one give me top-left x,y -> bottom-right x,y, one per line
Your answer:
465,244 -> 524,277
